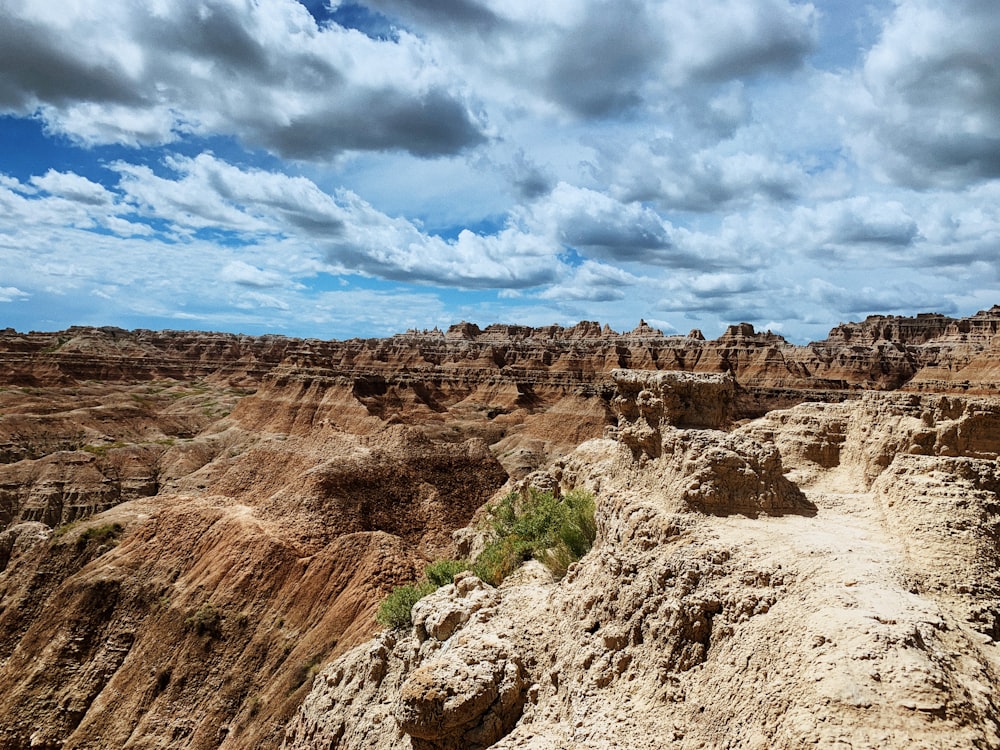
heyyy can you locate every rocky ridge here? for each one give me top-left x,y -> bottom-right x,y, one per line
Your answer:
1,309 -> 1000,748
286,371 -> 1000,750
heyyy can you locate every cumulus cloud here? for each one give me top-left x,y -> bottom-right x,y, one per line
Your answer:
605,138 -> 808,211
660,0 -> 818,83
537,260 -> 640,302
0,286 -> 29,303
0,0 -> 485,157
366,0 -> 818,124
29,170 -> 115,205
809,278 -> 957,316
852,0 -> 1000,187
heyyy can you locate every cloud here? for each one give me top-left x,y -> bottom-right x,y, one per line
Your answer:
377,0 -> 817,124
0,0 -> 486,157
537,260 -> 639,302
852,0 -> 1000,187
30,170 -> 115,206
809,278 -> 958,316
661,0 -> 818,83
220,261 -> 289,288
605,138 -> 808,211
0,286 -> 29,303
523,183 -> 682,264
109,153 -> 562,289
541,0 -> 662,117
364,0 -> 503,31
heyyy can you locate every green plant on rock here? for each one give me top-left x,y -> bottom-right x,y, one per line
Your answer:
424,558 -> 471,587
474,488 -> 596,584
376,581 -> 436,629
185,602 -> 223,637
73,522 -> 125,551
375,488 -> 597,629
375,557 -> 474,629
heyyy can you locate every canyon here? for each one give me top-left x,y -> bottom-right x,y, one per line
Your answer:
1,308 -> 999,748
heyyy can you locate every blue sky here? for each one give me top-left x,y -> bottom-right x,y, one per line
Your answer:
1,0 -> 998,342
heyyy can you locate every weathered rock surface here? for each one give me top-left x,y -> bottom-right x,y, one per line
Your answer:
286,371 -> 1000,750
4,307 -> 1000,403
3,310 -> 1000,749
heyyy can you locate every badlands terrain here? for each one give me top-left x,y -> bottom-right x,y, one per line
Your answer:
1,309 -> 1000,748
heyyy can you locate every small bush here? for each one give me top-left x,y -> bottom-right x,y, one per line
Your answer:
471,536 -> 525,586
75,522 -> 124,550
374,489 -> 597,628
185,603 -> 222,637
424,558 -> 471,588
476,488 -> 597,582
376,581 -> 435,629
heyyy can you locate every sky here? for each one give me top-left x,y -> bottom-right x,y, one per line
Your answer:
0,0 -> 998,343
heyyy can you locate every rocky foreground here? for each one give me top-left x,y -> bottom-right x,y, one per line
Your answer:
1,310 -> 999,748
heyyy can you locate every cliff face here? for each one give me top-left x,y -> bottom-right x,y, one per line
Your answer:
1,309 -> 1000,748
4,306 -> 1000,397
286,373 -> 1000,750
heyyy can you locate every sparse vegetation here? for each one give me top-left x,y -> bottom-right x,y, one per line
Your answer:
376,581 -> 436,629
185,603 -> 223,637
473,488 -> 597,584
81,441 -> 127,457
289,654 -> 323,693
424,558 -> 471,587
376,489 -> 597,629
78,521 -> 124,548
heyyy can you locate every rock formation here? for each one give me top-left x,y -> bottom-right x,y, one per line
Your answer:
1,309 -> 1000,748
285,368 -> 1000,750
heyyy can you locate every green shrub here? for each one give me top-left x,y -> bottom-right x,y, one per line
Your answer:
470,536 -> 524,586
75,522 -> 124,550
185,603 -> 222,637
375,489 -> 597,628
424,558 -> 471,587
476,488 -> 597,582
376,581 -> 435,629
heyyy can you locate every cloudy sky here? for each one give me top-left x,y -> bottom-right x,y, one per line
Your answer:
1,0 -> 997,342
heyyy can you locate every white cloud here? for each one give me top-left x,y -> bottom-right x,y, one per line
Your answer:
849,0 -> 1000,187
0,0 -> 485,156
29,170 -> 114,205
0,286 -> 29,302
220,261 -> 290,288
537,260 -> 640,301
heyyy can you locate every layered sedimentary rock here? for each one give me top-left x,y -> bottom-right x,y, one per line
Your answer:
4,307 -> 1000,399
2,310 -> 1000,749
286,370 -> 1000,750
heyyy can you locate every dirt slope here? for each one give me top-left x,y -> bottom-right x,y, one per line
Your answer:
2,310 -> 1000,748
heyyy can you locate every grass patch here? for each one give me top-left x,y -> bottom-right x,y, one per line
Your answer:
424,558 -> 471,588
472,488 -> 596,584
80,442 -> 127,457
78,522 -> 124,547
376,581 -> 436,629
53,520 -> 80,538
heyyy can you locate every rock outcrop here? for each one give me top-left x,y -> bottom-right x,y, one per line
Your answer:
286,370 -> 1000,750
3,310 -> 1000,749
4,307 -> 1000,401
